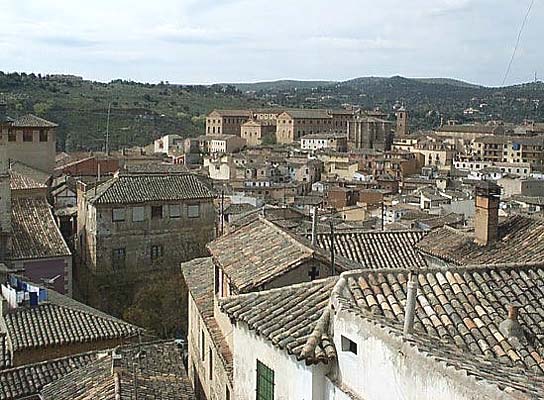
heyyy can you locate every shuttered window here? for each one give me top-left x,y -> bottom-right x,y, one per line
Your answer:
256,360 -> 274,400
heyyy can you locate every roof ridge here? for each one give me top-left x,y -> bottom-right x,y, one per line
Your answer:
219,276 -> 338,304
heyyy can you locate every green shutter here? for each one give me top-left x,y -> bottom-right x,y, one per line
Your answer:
256,360 -> 274,400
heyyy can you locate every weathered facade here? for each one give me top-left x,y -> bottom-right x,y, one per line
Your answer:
205,110 -> 252,136
77,173 -> 216,274
0,105 -> 57,174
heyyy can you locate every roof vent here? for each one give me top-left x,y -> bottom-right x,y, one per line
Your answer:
499,303 -> 526,345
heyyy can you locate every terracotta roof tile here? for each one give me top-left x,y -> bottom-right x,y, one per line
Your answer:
220,277 -> 338,365
341,263 -> 544,375
87,173 -> 215,205
208,219 -> 317,292
10,114 -> 58,128
416,215 -> 544,265
312,230 -> 426,270
0,351 -> 99,400
40,341 -> 194,400
10,197 -> 71,260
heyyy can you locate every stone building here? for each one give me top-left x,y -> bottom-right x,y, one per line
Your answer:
208,135 -> 246,154
77,172 -> 216,274
347,115 -> 393,151
0,133 -> 72,295
205,110 -> 252,135
469,135 -> 544,170
276,110 -> 353,144
395,108 -> 409,136
0,104 -> 57,174
301,133 -> 348,152
240,119 -> 276,146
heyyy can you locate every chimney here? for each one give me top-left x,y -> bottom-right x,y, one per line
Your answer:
499,303 -> 525,343
474,180 -> 501,246
311,207 -> 318,246
403,272 -> 418,336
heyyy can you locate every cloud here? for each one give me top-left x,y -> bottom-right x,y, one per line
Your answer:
151,24 -> 243,45
37,35 -> 100,48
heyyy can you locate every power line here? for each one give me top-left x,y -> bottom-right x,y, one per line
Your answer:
502,0 -> 536,86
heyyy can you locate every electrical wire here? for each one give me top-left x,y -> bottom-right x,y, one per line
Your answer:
502,0 -> 536,86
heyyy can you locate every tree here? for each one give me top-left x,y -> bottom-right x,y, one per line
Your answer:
123,272 -> 187,338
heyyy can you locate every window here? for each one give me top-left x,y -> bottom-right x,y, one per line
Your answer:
112,208 -> 126,222
188,204 -> 200,218
39,129 -> 48,142
8,129 -> 16,142
209,348 -> 213,380
23,129 -> 33,142
112,248 -> 126,270
151,244 -> 163,260
200,331 -> 205,361
256,360 -> 274,400
341,335 -> 358,355
151,206 -> 163,219
132,206 -> 145,222
169,204 -> 181,218
226,387 -> 230,400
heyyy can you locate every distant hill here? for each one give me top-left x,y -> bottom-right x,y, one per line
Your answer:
413,78 -> 483,89
229,79 -> 334,92
1,71 -> 543,152
0,72 -> 259,152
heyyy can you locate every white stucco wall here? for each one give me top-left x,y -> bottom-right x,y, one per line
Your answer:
233,322 -> 328,400
330,309 -> 512,400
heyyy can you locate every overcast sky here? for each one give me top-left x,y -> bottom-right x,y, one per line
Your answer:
0,0 -> 542,86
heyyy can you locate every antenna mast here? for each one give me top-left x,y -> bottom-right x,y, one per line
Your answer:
105,102 -> 111,155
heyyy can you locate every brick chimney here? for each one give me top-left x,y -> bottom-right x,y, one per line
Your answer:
474,180 -> 501,246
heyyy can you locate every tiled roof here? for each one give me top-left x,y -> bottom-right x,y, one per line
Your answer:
86,173 -> 215,205
181,257 -> 233,380
9,161 -> 51,185
0,351 -> 99,400
40,341 -> 194,400
436,124 -> 498,134
220,277 -> 338,365
123,163 -> 189,175
416,215 -> 544,265
10,197 -> 71,260
3,292 -> 142,353
223,202 -> 257,216
9,170 -> 47,191
208,218 -> 336,292
336,263 -> 544,396
282,109 -> 332,119
208,109 -> 253,117
312,230 -> 426,270
10,114 -> 58,128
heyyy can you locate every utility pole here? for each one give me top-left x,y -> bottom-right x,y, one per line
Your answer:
381,201 -> 385,231
220,190 -> 225,236
105,102 -> 111,156
329,220 -> 335,276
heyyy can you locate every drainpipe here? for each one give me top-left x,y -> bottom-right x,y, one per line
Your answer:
403,272 -> 418,336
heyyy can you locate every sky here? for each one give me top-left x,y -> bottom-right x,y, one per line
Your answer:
0,0 -> 542,86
